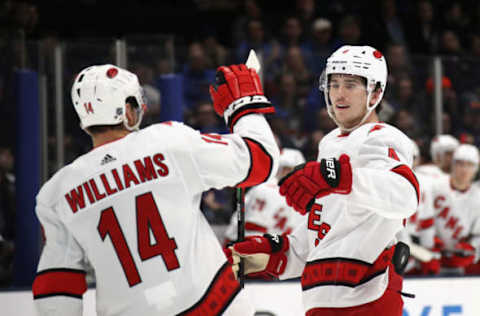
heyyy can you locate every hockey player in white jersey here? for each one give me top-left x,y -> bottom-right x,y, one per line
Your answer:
32,64 -> 279,316
223,148 -> 305,244
431,144 -> 480,275
416,134 -> 459,178
227,46 -> 419,316
397,141 -> 438,275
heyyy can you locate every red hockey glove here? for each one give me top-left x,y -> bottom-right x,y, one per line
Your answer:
278,154 -> 352,215
441,242 -> 475,268
229,234 -> 289,280
209,64 -> 274,130
223,246 -> 234,264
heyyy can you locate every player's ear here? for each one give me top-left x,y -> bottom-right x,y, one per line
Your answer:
370,84 -> 383,106
125,102 -> 137,127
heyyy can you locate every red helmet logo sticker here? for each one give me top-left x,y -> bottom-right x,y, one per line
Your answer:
106,67 -> 118,78
342,49 -> 349,54
373,50 -> 383,59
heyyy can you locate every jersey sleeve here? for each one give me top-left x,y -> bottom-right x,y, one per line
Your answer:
279,217 -> 309,280
183,114 -> 280,194
415,176 -> 435,249
32,200 -> 87,316
470,213 -> 480,263
347,127 -> 419,219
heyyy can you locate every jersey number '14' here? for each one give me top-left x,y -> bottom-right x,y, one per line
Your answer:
97,192 -> 180,287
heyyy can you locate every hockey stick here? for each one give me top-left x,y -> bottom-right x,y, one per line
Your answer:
234,50 -> 260,288
406,242 -> 441,262
236,188 -> 245,288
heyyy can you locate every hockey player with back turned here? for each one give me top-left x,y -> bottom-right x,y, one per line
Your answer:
227,46 -> 419,315
32,64 -> 279,316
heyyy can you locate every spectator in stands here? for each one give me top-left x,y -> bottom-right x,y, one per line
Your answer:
189,101 -> 227,135
459,88 -> 480,146
390,109 -> 422,139
182,42 -> 216,110
418,76 -> 459,135
202,33 -> 229,68
384,43 -> 414,86
441,2 -> 471,45
295,0 -> 317,40
234,19 -> 282,80
268,115 -> 295,149
332,14 -> 363,49
301,129 -> 324,161
453,34 -> 480,92
385,74 -> 426,128
269,73 -> 299,113
439,30 -> 463,56
231,0 -> 263,44
268,72 -> 306,146
301,18 -> 335,76
279,16 -> 305,49
282,46 -> 314,98
438,30 -> 474,94
303,84 -> 327,132
389,75 -> 415,110
405,0 -> 438,54
368,0 -> 407,51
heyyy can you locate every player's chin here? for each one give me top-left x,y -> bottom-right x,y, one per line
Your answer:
337,116 -> 358,129
334,111 -> 351,123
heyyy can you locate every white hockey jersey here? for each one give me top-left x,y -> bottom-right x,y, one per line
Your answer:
431,176 -> 480,262
224,179 -> 304,243
415,163 -> 447,180
280,123 -> 418,311
32,115 -> 279,316
397,172 -> 435,249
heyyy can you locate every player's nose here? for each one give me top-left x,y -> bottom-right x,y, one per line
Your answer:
334,94 -> 346,104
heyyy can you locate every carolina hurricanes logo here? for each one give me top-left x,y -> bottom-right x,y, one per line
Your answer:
373,50 -> 383,59
106,67 -> 118,78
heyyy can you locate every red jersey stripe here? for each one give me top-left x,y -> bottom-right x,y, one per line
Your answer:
391,165 -> 420,203
33,269 -> 87,299
236,137 -> 273,188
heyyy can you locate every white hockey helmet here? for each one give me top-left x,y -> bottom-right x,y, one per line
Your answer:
453,144 -> 479,167
71,64 -> 146,131
279,148 -> 306,168
319,45 -> 388,131
430,134 -> 459,162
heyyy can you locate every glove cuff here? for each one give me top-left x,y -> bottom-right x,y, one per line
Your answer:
319,158 -> 341,188
223,95 -> 274,131
263,234 -> 289,253
319,154 -> 352,194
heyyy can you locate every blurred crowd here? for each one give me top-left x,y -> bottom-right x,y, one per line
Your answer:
3,0 -> 480,286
